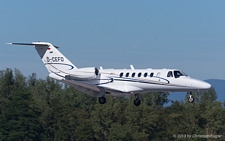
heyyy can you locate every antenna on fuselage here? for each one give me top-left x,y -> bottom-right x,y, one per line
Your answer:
130,65 -> 135,70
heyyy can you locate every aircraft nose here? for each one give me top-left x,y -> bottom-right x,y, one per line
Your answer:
198,81 -> 211,90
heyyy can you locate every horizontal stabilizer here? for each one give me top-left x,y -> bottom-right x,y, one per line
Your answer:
7,42 -> 59,48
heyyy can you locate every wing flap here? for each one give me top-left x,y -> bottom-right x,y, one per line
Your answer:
62,80 -> 100,97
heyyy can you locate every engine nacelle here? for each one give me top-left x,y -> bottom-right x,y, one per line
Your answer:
66,67 -> 99,80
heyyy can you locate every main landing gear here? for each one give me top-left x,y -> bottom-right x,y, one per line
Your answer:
98,87 -> 106,104
98,94 -> 143,106
133,94 -> 142,106
188,92 -> 195,103
99,97 -> 106,104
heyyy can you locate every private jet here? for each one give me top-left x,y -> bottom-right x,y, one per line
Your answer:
8,42 -> 211,106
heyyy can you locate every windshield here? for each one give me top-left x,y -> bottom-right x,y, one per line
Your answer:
174,70 -> 188,78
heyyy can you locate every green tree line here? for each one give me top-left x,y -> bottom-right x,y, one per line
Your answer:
0,68 -> 224,141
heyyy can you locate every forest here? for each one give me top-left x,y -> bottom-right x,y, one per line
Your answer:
0,68 -> 224,141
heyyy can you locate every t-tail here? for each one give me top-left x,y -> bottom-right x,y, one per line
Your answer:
8,42 -> 77,79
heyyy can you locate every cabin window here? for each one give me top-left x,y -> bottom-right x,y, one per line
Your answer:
167,71 -> 173,77
157,72 -> 161,77
150,73 -> 154,77
138,73 -> 142,77
132,73 -> 135,77
144,73 -> 148,77
120,73 -> 123,77
126,73 -> 129,77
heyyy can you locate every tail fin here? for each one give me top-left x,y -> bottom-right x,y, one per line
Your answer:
8,42 -> 77,76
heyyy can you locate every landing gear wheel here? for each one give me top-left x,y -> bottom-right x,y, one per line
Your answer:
188,95 -> 194,103
133,98 -> 141,106
99,97 -> 106,104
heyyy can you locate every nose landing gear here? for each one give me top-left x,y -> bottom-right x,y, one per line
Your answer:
188,92 -> 195,103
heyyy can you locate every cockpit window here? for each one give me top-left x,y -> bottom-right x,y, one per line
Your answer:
120,73 -> 123,77
174,71 -> 187,78
167,71 -> 173,77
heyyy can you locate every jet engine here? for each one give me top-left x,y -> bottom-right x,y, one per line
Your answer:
65,67 -> 99,80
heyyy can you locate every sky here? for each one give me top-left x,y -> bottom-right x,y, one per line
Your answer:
1,1 -> 225,80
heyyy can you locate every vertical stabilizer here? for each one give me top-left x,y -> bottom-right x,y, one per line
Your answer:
8,42 -> 77,77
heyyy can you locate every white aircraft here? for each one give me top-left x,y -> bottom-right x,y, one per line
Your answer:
8,42 -> 211,106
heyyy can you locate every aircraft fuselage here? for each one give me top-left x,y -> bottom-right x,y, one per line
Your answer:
9,42 -> 211,106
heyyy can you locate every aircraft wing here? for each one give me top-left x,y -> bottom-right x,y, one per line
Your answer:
61,79 -> 133,97
62,79 -> 100,97
50,71 -> 128,97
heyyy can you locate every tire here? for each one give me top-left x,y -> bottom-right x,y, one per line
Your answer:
188,96 -> 194,103
99,97 -> 106,104
133,98 -> 141,106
